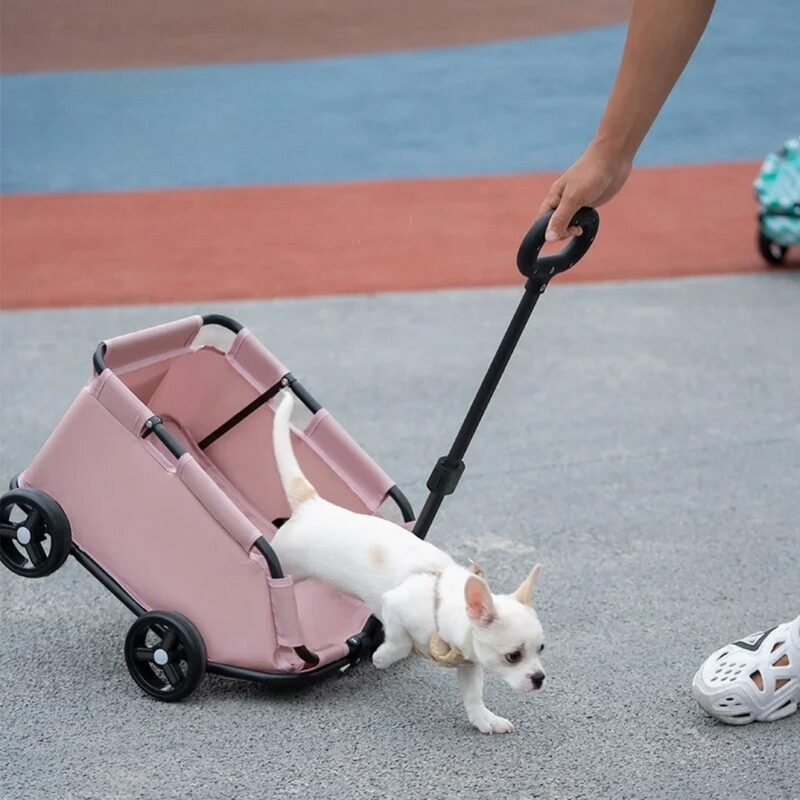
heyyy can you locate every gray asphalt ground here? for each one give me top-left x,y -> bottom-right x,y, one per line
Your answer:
1,273 -> 799,800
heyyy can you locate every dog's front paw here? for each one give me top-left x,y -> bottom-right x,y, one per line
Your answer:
469,710 -> 516,735
372,643 -> 401,670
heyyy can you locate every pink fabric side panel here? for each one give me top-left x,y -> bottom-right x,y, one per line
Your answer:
228,329 -> 289,392
292,577 -> 370,652
266,577 -> 357,666
177,424 -> 277,539
87,369 -> 261,552
195,396 -> 375,525
267,577 -> 305,648
103,316 -> 203,373
250,551 -> 370,665
115,359 -> 173,406
89,370 -> 151,436
146,348 -> 262,446
177,456 -> 261,551
277,643 -> 350,672
21,389 -> 281,671
304,410 -> 394,511
311,642 -> 350,666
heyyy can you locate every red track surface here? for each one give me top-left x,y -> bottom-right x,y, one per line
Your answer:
1,163 -> 768,310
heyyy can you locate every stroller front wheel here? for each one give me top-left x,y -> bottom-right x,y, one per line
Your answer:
125,611 -> 207,702
0,488 -> 72,578
758,231 -> 789,265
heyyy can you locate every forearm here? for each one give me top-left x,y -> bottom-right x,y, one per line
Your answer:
594,0 -> 717,162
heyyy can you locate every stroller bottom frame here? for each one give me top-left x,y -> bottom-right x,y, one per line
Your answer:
1,208 -> 600,701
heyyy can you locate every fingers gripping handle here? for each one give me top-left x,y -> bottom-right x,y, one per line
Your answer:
516,207 -> 600,282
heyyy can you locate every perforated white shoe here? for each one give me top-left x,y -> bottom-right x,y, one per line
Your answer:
692,615 -> 800,725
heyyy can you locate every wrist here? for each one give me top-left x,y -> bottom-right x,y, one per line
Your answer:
590,130 -> 638,167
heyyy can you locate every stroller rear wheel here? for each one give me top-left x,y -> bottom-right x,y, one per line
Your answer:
0,488 -> 72,578
125,611 -> 207,702
758,231 -> 789,265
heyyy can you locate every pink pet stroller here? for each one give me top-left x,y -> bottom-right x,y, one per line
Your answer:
1,209 -> 599,701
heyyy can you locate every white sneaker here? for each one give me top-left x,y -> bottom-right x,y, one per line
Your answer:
692,615 -> 800,725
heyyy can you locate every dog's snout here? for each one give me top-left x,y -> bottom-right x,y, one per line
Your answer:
530,670 -> 545,690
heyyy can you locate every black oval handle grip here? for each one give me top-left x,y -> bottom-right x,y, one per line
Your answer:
516,206 -> 600,281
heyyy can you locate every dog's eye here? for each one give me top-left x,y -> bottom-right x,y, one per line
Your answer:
505,650 -> 523,664
539,644 -> 545,654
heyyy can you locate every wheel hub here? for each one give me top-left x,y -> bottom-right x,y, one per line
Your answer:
16,526 -> 31,545
153,648 -> 169,666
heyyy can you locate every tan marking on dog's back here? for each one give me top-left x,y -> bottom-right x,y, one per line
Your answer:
369,545 -> 387,568
290,476 -> 317,505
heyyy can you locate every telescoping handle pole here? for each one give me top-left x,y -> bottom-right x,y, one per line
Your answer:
412,206 -> 600,539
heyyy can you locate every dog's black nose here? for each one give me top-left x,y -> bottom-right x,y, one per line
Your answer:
530,671 -> 545,689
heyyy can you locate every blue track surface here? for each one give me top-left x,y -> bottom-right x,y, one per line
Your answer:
2,0 -> 798,195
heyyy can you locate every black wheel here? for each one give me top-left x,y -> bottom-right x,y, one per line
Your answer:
758,231 -> 788,265
0,488 -> 72,578
125,611 -> 207,702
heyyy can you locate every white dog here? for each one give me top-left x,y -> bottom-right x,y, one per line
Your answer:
271,393 -> 546,734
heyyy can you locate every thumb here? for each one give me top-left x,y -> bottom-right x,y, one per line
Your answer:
545,190 -> 583,242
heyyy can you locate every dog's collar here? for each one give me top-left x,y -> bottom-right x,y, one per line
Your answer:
412,561 -> 483,669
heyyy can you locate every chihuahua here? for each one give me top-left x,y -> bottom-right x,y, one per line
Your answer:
271,392 -> 545,733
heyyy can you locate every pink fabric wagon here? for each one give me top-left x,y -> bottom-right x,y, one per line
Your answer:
2,314 -> 414,698
1,207 -> 599,701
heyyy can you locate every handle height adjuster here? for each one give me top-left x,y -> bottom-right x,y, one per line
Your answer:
426,457 -> 466,496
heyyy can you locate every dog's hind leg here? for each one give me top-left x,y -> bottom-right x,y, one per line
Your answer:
457,664 -> 516,734
372,592 -> 413,670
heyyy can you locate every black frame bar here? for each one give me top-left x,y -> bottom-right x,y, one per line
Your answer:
387,486 -> 415,524
285,375 -> 322,414
93,342 -> 107,375
201,314 -> 244,333
71,546 -> 146,617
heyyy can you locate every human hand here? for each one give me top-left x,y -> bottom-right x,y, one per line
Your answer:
538,141 -> 633,241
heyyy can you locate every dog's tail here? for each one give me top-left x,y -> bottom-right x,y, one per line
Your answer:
273,391 -> 318,512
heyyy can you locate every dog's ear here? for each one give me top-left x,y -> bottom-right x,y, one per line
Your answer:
465,575 -> 495,627
513,563 -> 542,607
